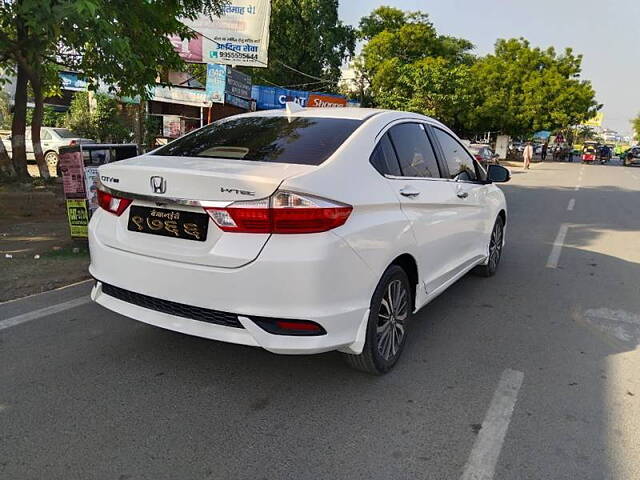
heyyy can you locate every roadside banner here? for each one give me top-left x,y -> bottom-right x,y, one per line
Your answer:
66,199 -> 89,238
584,112 -> 604,128
84,166 -> 100,212
170,1 -> 271,67
495,135 -> 510,160
59,151 -> 85,197
162,115 -> 182,138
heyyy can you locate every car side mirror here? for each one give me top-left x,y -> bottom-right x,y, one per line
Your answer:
487,164 -> 510,183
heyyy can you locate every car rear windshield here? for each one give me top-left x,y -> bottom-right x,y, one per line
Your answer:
52,128 -> 78,138
152,116 -> 363,166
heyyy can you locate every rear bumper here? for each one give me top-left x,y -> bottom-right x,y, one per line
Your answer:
88,222 -> 374,355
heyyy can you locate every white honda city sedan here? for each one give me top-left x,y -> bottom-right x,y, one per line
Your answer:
89,106 -> 509,374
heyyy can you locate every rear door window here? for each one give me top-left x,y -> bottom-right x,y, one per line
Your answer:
432,127 -> 478,181
152,116 -> 362,166
387,123 -> 440,178
370,134 -> 401,176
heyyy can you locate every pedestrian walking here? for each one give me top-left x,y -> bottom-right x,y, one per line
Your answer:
523,142 -> 534,170
541,142 -> 548,161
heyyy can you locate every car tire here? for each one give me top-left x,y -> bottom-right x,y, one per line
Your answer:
343,265 -> 412,375
472,216 -> 504,278
45,151 -> 59,167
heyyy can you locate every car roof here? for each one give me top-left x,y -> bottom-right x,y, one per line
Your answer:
227,106 -> 448,125
234,107 -> 384,121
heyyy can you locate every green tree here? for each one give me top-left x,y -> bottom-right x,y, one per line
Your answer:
465,38 -> 600,137
373,58 -> 474,131
358,5 -> 416,40
631,115 -> 640,140
0,89 -> 13,177
0,0 -> 226,180
358,6 -> 475,126
245,0 -> 356,89
64,92 -> 132,143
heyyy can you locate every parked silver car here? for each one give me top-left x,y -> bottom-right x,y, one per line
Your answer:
468,143 -> 499,168
2,127 -> 95,167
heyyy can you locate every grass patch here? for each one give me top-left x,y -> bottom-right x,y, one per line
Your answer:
40,245 -> 90,259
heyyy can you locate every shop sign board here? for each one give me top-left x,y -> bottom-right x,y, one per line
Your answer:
152,85 -> 211,107
307,94 -> 347,108
251,85 -> 347,110
206,64 -> 227,104
226,67 -> 252,99
59,72 -> 139,104
225,93 -> 251,110
170,1 -> 271,68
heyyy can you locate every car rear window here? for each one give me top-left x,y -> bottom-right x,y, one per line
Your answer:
153,116 -> 363,166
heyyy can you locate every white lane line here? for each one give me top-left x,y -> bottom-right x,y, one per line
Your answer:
574,183 -> 580,191
567,198 -> 576,211
460,369 -> 525,480
546,223 -> 570,268
0,297 -> 91,331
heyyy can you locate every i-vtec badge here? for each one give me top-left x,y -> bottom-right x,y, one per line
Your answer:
150,176 -> 167,194
220,187 -> 255,196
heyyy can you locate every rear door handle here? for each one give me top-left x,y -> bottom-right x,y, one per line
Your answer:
457,191 -> 469,199
400,188 -> 420,198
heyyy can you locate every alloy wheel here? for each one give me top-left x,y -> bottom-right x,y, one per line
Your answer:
376,279 -> 408,361
45,152 -> 58,167
488,222 -> 503,271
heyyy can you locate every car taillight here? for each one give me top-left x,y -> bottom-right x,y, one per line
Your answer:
69,140 -> 77,146
97,189 -> 132,216
475,155 -> 484,162
205,191 -> 352,234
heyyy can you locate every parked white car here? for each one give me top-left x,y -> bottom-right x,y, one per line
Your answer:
2,127 -> 94,166
89,106 -> 509,374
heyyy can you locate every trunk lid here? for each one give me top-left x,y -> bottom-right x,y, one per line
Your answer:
96,155 -> 315,268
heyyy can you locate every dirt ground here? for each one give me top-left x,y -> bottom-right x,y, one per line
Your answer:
0,181 -> 91,302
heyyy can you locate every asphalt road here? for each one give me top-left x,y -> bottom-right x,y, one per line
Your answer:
1,159 -> 639,480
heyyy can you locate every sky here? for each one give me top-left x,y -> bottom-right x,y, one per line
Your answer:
339,0 -> 639,134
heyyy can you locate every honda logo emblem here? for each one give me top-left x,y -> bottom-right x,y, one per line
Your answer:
150,176 -> 166,194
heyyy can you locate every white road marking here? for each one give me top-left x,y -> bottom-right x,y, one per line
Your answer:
0,297 -> 91,331
546,223 -> 570,268
574,184 -> 580,191
567,199 -> 576,211
460,369 -> 525,480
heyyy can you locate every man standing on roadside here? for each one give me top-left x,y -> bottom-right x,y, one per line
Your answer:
523,142 -> 534,170
541,142 -> 548,161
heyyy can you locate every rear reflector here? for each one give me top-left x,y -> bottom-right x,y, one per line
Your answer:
205,191 -> 352,234
97,189 -> 132,216
251,317 -> 327,336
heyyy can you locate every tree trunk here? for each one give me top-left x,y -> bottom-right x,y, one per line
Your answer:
0,138 -> 16,178
30,75 -> 51,179
11,63 -> 29,179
